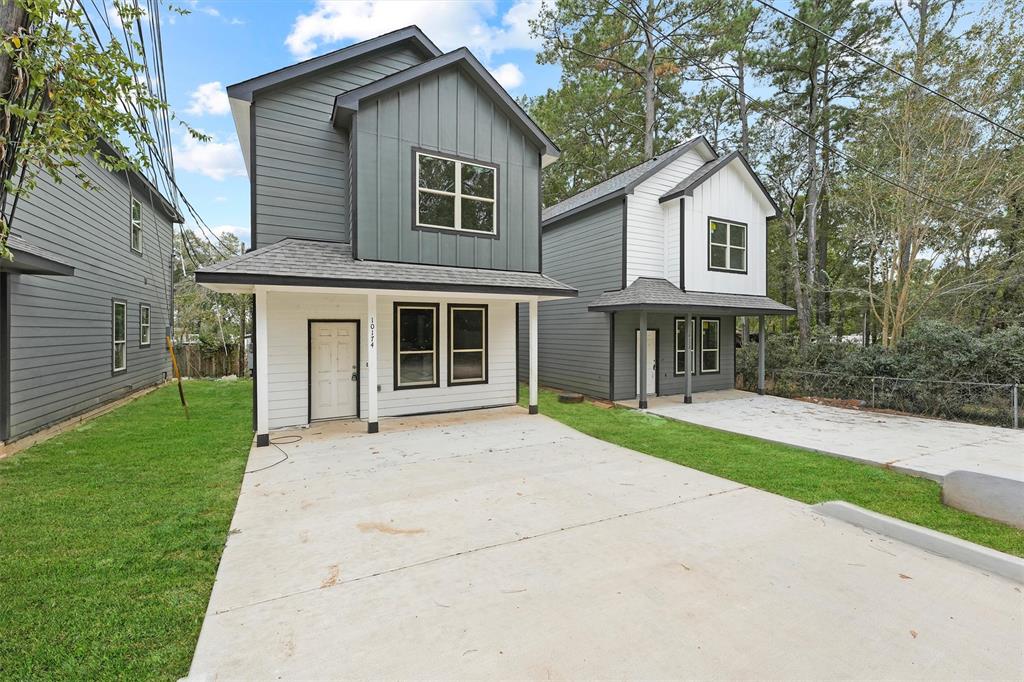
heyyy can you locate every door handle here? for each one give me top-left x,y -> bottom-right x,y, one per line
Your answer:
351,372 -> 359,382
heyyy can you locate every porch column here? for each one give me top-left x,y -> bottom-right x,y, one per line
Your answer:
528,299 -> 538,414
254,286 -> 269,446
757,314 -> 766,395
367,293 -> 379,433
638,310 -> 648,409
684,312 -> 693,404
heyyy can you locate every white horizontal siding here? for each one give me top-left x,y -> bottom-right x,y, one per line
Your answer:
264,291 -> 516,429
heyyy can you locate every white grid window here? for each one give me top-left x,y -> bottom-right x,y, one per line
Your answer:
416,151 -> 496,234
701,319 -> 720,373
113,300 -> 127,372
140,304 -> 151,347
674,318 -> 695,375
709,219 -> 745,272
130,198 -> 143,253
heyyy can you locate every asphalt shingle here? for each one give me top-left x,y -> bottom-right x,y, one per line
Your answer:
588,277 -> 793,314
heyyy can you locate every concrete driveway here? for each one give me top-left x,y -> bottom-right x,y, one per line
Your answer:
639,391 -> 1024,482
188,408 -> 1023,680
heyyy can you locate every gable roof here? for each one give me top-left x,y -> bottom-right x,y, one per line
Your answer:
225,26 -> 442,102
659,150 -> 780,216
541,136 -> 716,227
331,48 -> 559,166
588,277 -> 793,315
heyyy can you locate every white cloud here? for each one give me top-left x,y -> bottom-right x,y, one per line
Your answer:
173,133 -> 246,181
285,0 -> 541,60
490,63 -> 524,90
212,224 -> 250,246
187,81 -> 230,116
200,6 -> 220,17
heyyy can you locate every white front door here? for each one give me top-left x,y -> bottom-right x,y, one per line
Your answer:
635,329 -> 657,398
310,322 -> 358,421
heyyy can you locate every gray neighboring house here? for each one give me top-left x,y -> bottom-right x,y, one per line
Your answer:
1,145 -> 181,446
520,136 -> 792,405
195,27 -> 575,445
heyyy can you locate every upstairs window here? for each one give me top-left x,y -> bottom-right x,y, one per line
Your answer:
112,299 -> 127,373
448,305 -> 487,385
130,197 -> 143,254
139,304 -> 151,347
709,218 -> 745,273
416,151 -> 497,235
395,303 -> 439,389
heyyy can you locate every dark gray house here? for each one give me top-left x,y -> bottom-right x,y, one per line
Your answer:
522,137 -> 792,406
195,27 -> 575,445
1,148 -> 181,446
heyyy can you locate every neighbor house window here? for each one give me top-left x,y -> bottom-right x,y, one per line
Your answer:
139,304 -> 151,347
448,304 -> 487,385
700,318 -> 720,373
130,197 -> 143,253
395,303 -> 439,388
709,218 -> 745,272
416,151 -> 497,234
112,299 -> 127,372
674,318 -> 695,375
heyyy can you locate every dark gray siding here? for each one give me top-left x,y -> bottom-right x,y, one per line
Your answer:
6,155 -> 174,439
612,313 -> 735,401
252,47 -> 425,248
517,200 -> 623,398
355,66 -> 541,271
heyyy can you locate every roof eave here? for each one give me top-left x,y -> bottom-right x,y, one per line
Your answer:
588,302 -> 794,315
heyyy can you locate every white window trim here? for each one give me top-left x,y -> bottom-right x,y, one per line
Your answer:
130,197 -> 143,254
395,303 -> 438,388
700,319 -> 720,373
415,151 -> 497,235
673,318 -> 695,375
448,305 -> 487,385
112,300 -> 127,373
709,219 -> 746,273
140,304 -> 151,347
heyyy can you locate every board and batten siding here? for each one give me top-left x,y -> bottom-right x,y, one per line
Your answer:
264,290 -> 517,429
252,47 -> 426,248
355,66 -> 541,272
517,200 -> 623,399
612,313 -> 735,401
6,155 -> 173,439
625,150 -> 706,284
683,160 -> 771,295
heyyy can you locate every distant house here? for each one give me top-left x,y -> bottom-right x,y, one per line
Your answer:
1,143 -> 181,445
196,27 -> 575,445
521,137 -> 792,405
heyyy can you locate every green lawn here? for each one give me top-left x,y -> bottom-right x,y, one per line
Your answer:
0,380 -> 253,680
525,387 -> 1024,558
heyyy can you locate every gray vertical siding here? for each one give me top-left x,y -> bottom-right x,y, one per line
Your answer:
252,47 -> 425,248
612,313 -> 735,401
6,155 -> 174,439
355,66 -> 541,272
517,200 -> 623,398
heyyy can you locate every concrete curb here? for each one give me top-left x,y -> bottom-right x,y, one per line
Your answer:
812,501 -> 1024,584
942,470 -> 1024,529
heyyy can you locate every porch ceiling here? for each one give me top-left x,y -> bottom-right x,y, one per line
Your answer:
589,277 -> 794,316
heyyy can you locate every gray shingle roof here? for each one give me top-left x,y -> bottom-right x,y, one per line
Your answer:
541,136 -> 714,226
4,234 -> 75,276
196,238 -> 577,297
588,277 -> 793,314
659,150 -> 780,215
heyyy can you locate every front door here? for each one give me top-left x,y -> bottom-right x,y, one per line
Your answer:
635,329 -> 657,398
310,322 -> 358,421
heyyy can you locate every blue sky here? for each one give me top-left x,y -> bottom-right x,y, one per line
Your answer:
164,0 -> 560,247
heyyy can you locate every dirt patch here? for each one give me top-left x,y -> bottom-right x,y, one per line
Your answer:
357,521 -> 426,536
320,563 -> 341,588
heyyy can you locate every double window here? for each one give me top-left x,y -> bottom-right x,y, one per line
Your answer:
448,305 -> 487,385
140,304 -> 151,347
395,303 -> 439,388
112,300 -> 127,373
674,317 -> 720,374
415,150 -> 497,235
130,197 -> 143,254
709,218 -> 746,273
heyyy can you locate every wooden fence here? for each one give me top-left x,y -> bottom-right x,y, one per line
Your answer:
174,343 -> 247,379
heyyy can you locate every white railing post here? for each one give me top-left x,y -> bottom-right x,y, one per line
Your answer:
367,293 -> 378,433
528,299 -> 538,414
254,285 -> 269,447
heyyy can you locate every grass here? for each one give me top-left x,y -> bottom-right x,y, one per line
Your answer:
524,387 -> 1024,558
0,380 -> 254,680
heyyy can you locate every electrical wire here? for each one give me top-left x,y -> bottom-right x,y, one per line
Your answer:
245,435 -> 302,474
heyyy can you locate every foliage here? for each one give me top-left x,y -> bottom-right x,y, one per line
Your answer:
0,380 -> 253,679
524,385 -> 1024,556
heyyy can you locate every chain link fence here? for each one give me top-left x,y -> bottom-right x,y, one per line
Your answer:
754,369 -> 1021,429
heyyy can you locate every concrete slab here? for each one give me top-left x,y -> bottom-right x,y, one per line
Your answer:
188,408 -> 1024,680
642,392 -> 1024,482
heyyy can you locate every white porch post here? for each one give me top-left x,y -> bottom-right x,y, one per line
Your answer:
638,310 -> 649,409
684,312 -> 693,404
528,298 -> 538,414
758,314 -> 766,396
367,293 -> 379,433
254,285 -> 270,446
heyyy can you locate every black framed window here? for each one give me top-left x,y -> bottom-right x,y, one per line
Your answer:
673,318 -> 695,375
112,299 -> 127,372
130,197 -> 143,254
394,303 -> 439,388
448,304 -> 487,385
416,151 -> 497,234
139,304 -> 151,347
709,218 -> 746,272
700,318 -> 720,373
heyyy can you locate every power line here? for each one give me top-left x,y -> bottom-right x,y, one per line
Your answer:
752,0 -> 1024,142
609,1 -> 996,220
